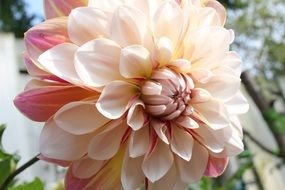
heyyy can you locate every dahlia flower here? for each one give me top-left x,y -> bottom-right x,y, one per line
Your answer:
15,0 -> 249,189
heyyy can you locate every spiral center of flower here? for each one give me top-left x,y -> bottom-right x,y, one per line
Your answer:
141,68 -> 195,120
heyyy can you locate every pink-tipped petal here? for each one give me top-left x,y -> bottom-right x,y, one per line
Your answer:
96,81 -> 139,119
25,17 -> 69,63
14,81 -> 94,122
44,0 -> 88,19
204,156 -> 229,177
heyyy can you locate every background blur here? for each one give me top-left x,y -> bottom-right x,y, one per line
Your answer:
0,0 -> 285,189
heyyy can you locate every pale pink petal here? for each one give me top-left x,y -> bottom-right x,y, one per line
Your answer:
72,156 -> 105,179
127,100 -> 147,131
221,51 -> 242,75
121,154 -> 144,190
65,168 -> 91,190
189,68 -> 213,83
14,81 -> 94,122
204,156 -> 229,177
153,37 -> 174,67
190,88 -> 212,103
141,81 -> 162,96
44,0 -> 88,19
120,45 -> 152,79
88,120 -> 128,160
68,7 -> 110,45
205,0 -> 227,26
142,140 -> 174,182
75,38 -> 123,87
38,154 -> 71,167
176,140 -> 209,183
225,92 -> 249,114
149,164 -> 177,190
169,59 -> 192,73
111,5 -> 149,47
40,119 -> 93,161
83,146 -> 126,189
153,1 -> 184,47
54,101 -> 110,135
171,126 -> 194,161
88,0 -> 124,12
151,119 -> 169,144
129,126 -> 149,158
38,43 -> 82,85
25,17 -> 69,63
96,81 -> 139,119
198,75 -> 241,100
193,100 -> 230,130
174,115 -> 199,129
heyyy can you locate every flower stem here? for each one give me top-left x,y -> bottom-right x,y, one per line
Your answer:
0,154 -> 40,190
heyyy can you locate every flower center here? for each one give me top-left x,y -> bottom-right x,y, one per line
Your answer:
141,68 -> 194,120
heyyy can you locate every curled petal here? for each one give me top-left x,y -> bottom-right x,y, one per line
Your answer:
176,140 -> 209,183
127,100 -> 147,131
142,139 -> 174,182
151,119 -> 169,144
54,101 -> 110,135
204,0 -> 227,26
14,80 -> 93,122
96,81 -> 139,119
40,119 -> 94,161
25,17 -> 69,63
120,45 -> 152,79
75,38 -> 123,87
204,156 -> 229,177
68,7 -> 111,45
44,0 -> 88,19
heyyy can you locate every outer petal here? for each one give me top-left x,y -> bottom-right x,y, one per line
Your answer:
75,38 -> 123,87
120,45 -> 152,79
44,0 -> 88,19
170,126 -> 194,161
129,126 -> 150,158
25,17 -> 69,64
142,139 -> 174,183
38,43 -> 82,85
14,80 -> 94,122
204,156 -> 229,177
111,5 -> 150,47
204,0 -> 226,26
225,92 -> 249,114
68,7 -> 111,45
54,101 -> 110,135
65,168 -> 91,190
88,120 -> 128,160
88,0 -> 124,12
72,156 -> 105,179
149,164 -> 177,190
176,140 -> 209,183
153,1 -> 184,47
96,81 -> 139,119
40,119 -> 93,161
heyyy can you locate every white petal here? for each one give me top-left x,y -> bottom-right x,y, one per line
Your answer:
96,81 -> 139,119
38,43 -> 81,85
171,126 -> 194,161
174,116 -> 199,129
129,126 -> 149,158
40,120 -> 93,161
193,100 -> 230,130
88,120 -> 127,160
169,59 -> 192,73
88,0 -> 123,12
121,154 -> 144,190
153,37 -> 174,67
75,38 -> 123,88
225,92 -> 249,114
54,101 -> 110,135
142,140 -> 174,182
111,5 -> 149,47
68,7 -> 110,45
176,140 -> 209,183
153,1 -> 184,47
127,100 -> 147,131
120,45 -> 152,79
72,156 -> 105,179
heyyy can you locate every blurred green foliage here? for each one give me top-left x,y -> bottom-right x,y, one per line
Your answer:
0,125 -> 44,190
0,0 -> 37,38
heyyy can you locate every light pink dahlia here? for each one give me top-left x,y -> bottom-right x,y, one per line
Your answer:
15,0 -> 249,189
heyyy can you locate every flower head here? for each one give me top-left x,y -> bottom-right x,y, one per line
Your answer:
15,0 -> 249,189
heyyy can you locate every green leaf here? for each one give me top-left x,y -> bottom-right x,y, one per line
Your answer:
0,158 -> 13,186
9,178 -> 44,190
